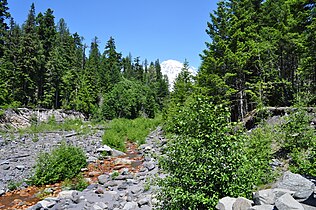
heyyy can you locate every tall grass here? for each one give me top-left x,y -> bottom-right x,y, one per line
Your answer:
102,116 -> 161,152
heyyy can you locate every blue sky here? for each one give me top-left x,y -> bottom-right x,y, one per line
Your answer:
7,0 -> 218,69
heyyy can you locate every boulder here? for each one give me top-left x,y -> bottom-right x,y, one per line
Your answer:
253,189 -> 275,205
248,204 -> 275,210
276,171 -> 315,200
232,197 -> 253,210
275,193 -> 304,210
216,197 -> 237,210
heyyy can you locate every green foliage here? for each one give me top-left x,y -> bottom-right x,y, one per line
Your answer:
101,79 -> 157,120
281,109 -> 315,151
102,116 -> 161,152
17,118 -> 88,135
31,142 -> 87,185
245,123 -> 279,185
159,95 -> 262,209
110,171 -> 119,180
61,174 -> 89,191
279,109 -> 316,176
200,0 -> 316,121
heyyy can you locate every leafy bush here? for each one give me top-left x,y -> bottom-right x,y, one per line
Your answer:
102,116 -> 161,152
279,109 -> 316,176
31,142 -> 87,186
101,79 -> 156,120
159,95 -> 259,209
281,109 -> 315,151
61,174 -> 89,191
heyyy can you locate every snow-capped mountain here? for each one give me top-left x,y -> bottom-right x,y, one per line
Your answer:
160,59 -> 197,90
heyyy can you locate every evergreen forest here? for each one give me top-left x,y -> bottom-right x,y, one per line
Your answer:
0,1 -> 169,118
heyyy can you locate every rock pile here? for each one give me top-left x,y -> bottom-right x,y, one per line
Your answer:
0,128 -> 104,193
27,127 -> 166,210
0,108 -> 85,129
216,171 -> 316,210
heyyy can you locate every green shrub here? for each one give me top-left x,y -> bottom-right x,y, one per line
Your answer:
102,116 -> 161,152
101,79 -> 157,120
31,142 -> 87,186
62,174 -> 89,191
159,95 -> 259,209
279,109 -> 316,176
281,109 -> 315,151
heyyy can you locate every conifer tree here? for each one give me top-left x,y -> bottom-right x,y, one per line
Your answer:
0,0 -> 10,57
101,36 -> 122,92
18,3 -> 43,105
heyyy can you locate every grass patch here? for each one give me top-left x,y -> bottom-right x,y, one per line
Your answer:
102,115 -> 161,152
15,116 -> 93,136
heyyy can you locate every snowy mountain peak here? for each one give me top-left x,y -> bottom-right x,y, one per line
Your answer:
160,59 -> 197,90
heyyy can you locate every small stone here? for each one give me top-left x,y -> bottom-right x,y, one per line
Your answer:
138,197 -> 150,206
121,168 -> 129,175
0,189 -> 5,196
144,162 -> 155,171
97,145 -> 112,153
118,184 -> 128,191
112,149 -> 126,157
16,165 -> 25,170
2,165 -> 10,170
95,188 -> 104,194
38,199 -> 56,209
131,187 -> 143,194
98,174 -> 108,185
123,201 -> 138,210
87,156 -> 98,163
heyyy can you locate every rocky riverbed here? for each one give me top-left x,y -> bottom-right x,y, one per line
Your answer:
0,124 -> 166,210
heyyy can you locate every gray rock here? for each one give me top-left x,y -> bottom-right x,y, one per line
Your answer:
98,174 -> 108,185
138,196 -> 151,206
97,145 -> 112,154
112,149 -> 126,157
131,187 -> 143,194
272,188 -> 295,199
276,171 -> 315,200
2,165 -> 10,170
253,189 -> 275,205
15,165 -> 25,170
37,199 -> 57,209
247,205 -> 275,210
0,189 -> 5,196
144,162 -> 155,171
123,201 -> 138,210
93,202 -> 108,210
216,197 -> 237,210
58,190 -> 80,203
275,193 -> 304,210
232,197 -> 253,210
87,156 -> 98,163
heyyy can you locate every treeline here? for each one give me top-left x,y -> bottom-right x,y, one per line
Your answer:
0,2 -> 169,118
199,0 -> 316,121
